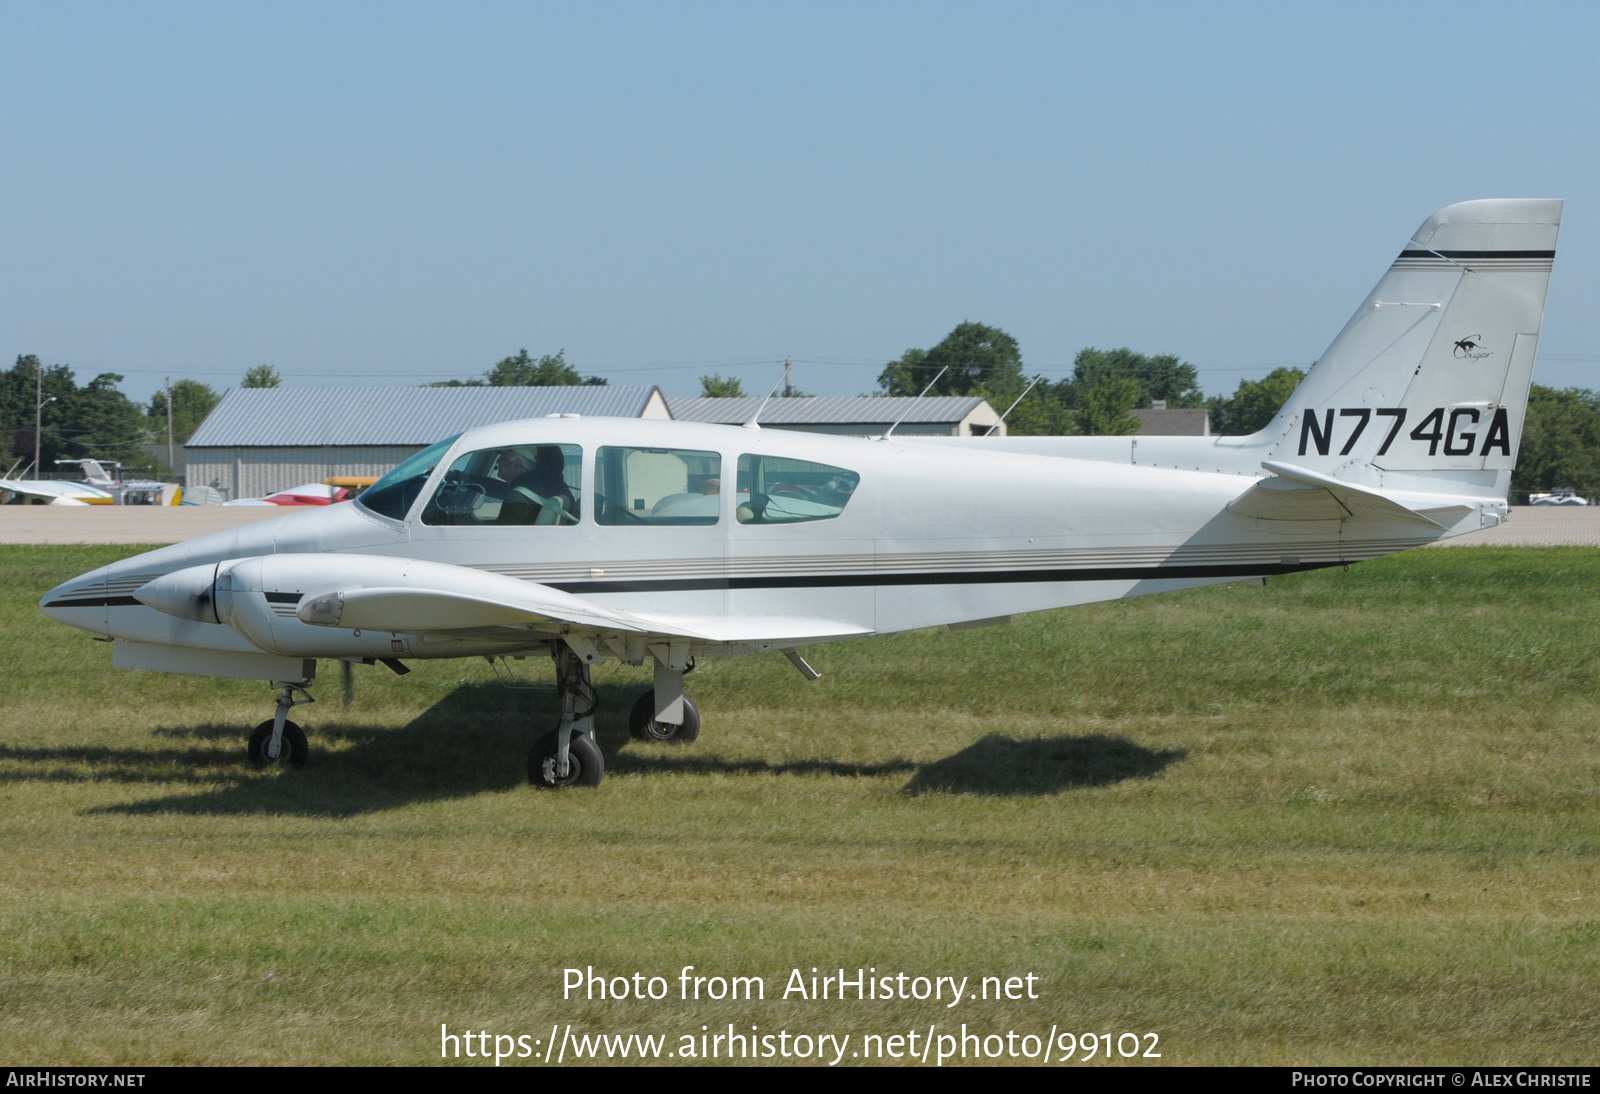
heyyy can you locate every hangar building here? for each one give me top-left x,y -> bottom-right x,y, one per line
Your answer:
1130,406 -> 1211,435
185,385 -> 670,500
667,395 -> 1004,436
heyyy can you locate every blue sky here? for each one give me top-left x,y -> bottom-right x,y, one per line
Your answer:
3,2 -> 1596,403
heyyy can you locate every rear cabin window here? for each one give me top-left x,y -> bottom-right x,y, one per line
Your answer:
595,447 -> 721,525
420,444 -> 582,526
736,455 -> 860,524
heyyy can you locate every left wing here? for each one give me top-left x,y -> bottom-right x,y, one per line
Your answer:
298,582 -> 870,647
298,580 -> 656,635
140,554 -> 869,655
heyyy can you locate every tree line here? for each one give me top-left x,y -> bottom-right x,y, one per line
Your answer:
0,348 -> 607,475
0,356 -> 212,473
712,320 -> 1597,501
871,320 -> 1302,437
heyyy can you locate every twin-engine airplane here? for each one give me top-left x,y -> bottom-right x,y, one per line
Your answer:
41,199 -> 1562,789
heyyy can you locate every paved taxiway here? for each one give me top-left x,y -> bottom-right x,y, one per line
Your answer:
0,505 -> 291,544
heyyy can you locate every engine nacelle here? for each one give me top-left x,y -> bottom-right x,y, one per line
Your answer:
136,553 -> 545,660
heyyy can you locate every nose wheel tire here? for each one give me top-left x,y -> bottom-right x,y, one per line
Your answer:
529,730 -> 604,788
628,692 -> 701,743
247,720 -> 309,769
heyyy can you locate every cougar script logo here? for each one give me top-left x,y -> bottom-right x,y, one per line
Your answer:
1453,335 -> 1493,361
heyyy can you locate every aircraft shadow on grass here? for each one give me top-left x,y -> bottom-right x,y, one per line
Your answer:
0,683 -> 1184,817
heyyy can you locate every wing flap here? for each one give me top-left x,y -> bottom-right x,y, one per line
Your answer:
627,612 -> 871,645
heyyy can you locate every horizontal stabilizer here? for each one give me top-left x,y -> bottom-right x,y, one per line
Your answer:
1228,461 -> 1482,528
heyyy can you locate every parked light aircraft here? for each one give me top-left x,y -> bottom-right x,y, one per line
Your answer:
40,199 -> 1561,788
1,459 -> 172,506
1,471 -> 111,505
53,460 -> 172,506
223,481 -> 353,507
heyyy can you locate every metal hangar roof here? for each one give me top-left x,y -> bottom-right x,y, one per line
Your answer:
187,385 -> 670,448
667,395 -> 992,427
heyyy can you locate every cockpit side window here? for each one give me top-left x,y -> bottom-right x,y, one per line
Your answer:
357,434 -> 461,521
420,443 -> 582,527
595,447 -> 721,525
736,455 -> 859,524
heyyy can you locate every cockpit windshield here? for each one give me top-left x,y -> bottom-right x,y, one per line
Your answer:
356,435 -> 460,521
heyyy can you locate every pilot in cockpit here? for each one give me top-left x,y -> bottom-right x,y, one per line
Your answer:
498,446 -> 575,509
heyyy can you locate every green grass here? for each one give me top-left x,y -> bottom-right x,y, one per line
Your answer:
1,544 -> 1598,1065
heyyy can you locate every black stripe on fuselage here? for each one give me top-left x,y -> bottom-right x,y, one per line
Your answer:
47,591 -> 302,609
1397,249 -> 1555,260
43,596 -> 142,608
546,560 -> 1348,595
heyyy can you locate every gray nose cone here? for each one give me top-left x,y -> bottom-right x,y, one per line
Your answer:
134,564 -> 220,623
39,572 -> 108,627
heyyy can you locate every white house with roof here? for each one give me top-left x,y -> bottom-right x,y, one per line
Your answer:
185,386 -> 670,500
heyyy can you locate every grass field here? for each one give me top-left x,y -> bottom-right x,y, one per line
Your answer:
1,544 -> 1597,1066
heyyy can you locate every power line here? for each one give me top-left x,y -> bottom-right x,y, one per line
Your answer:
36,358 -> 1309,380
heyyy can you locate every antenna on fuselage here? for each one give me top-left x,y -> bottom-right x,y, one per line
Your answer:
985,376 -> 1042,436
743,365 -> 790,429
881,365 -> 948,440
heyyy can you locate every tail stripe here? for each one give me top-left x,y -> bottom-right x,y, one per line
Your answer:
1398,249 -> 1554,259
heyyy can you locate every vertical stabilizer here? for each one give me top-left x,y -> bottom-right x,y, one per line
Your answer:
1262,199 -> 1561,496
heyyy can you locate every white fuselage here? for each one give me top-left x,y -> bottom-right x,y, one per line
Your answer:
41,416 -> 1474,667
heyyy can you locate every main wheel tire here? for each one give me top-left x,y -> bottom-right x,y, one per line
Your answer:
247,719 -> 309,769
628,692 -> 701,743
528,730 -> 604,788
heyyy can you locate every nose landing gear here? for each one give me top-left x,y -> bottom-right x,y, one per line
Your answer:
248,678 -> 315,769
529,729 -> 603,787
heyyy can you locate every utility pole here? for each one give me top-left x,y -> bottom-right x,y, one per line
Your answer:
782,357 -> 792,398
33,358 -> 42,476
165,377 -> 174,470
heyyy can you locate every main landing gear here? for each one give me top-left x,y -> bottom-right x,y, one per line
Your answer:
629,692 -> 700,743
526,642 -> 704,789
529,643 -> 604,788
248,678 -> 314,769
